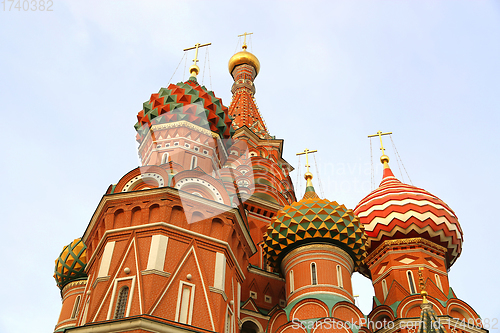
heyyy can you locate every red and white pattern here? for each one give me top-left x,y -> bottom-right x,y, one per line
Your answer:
354,167 -> 463,267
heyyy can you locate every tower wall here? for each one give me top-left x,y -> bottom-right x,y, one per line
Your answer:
281,243 -> 355,305
366,238 -> 450,305
54,280 -> 87,332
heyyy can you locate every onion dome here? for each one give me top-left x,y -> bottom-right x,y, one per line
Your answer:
263,172 -> 367,270
134,77 -> 235,144
54,238 -> 88,289
228,46 -> 260,77
354,158 -> 463,267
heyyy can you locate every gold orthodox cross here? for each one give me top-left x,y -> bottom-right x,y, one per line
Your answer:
418,267 -> 429,303
296,148 -> 317,173
418,267 -> 426,291
183,42 -> 211,66
238,32 -> 253,48
368,131 -> 392,155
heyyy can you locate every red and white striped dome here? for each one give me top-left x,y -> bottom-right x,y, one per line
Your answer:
354,166 -> 463,267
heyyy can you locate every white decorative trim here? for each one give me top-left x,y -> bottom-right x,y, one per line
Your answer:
92,276 -> 110,288
364,210 -> 461,236
247,266 -> 284,281
133,236 -> 143,314
122,172 -> 165,192
240,309 -> 269,320
141,269 -> 171,278
61,316 -> 224,333
358,198 -> 456,218
209,286 -> 228,301
399,257 -> 415,265
175,178 -> 224,203
291,300 -> 329,319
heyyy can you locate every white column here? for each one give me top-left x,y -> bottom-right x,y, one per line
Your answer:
146,235 -> 169,271
213,252 -> 226,291
98,241 -> 115,277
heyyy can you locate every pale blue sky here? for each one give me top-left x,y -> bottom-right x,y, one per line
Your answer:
1,1 -> 499,332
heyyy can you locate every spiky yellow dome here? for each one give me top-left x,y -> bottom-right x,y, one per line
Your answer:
54,238 -> 88,289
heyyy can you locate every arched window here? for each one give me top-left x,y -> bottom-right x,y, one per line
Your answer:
71,295 -> 81,319
382,279 -> 388,300
289,270 -> 294,293
114,286 -> 129,319
161,153 -> 169,164
311,263 -> 317,285
190,156 -> 197,169
407,271 -> 416,294
336,265 -> 343,288
435,274 -> 443,291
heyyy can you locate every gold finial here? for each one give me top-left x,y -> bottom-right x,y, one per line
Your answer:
238,32 -> 253,50
296,148 -> 317,187
418,267 -> 428,303
183,42 -> 211,77
368,131 -> 392,168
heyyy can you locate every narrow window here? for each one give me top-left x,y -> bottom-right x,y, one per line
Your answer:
190,156 -> 197,169
225,309 -> 233,333
407,271 -> 416,294
336,265 -> 343,288
311,263 -> 317,285
435,274 -> 443,291
161,153 -> 169,164
382,279 -> 388,300
289,270 -> 294,293
114,286 -> 129,319
71,295 -> 81,319
178,285 -> 192,324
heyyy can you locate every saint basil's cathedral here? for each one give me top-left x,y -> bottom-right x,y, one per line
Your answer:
52,37 -> 487,333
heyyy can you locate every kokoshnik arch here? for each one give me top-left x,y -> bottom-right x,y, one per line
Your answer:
52,36 -> 487,333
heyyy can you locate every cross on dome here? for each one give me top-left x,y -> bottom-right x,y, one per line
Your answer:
183,42 -> 211,76
368,130 -> 392,166
238,32 -> 253,49
296,148 -> 317,174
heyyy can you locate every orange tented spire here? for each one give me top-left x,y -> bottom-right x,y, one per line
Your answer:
228,40 -> 271,139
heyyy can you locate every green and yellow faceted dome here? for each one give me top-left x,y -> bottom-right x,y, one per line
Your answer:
263,185 -> 367,271
54,238 -> 88,289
